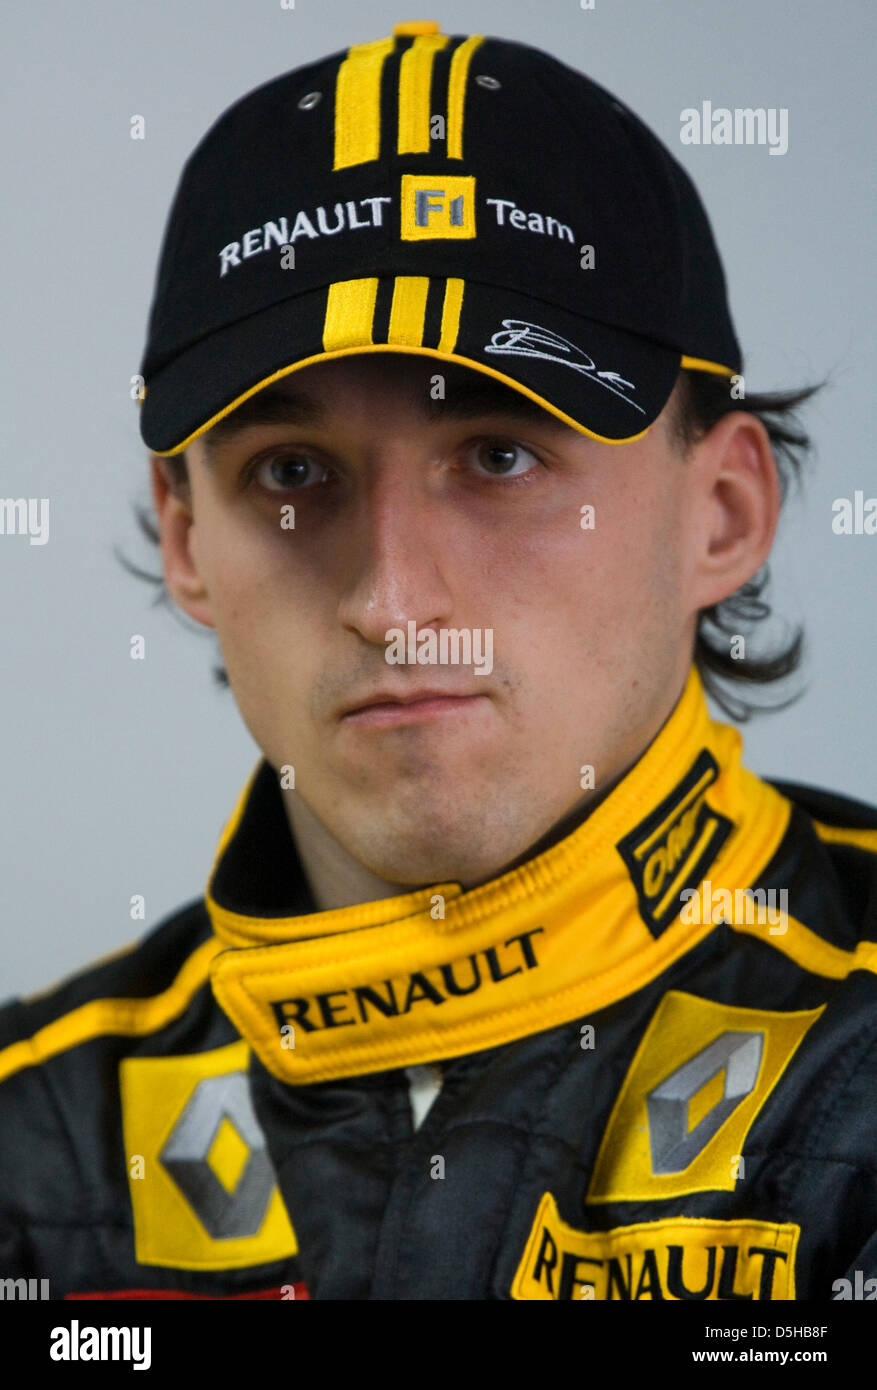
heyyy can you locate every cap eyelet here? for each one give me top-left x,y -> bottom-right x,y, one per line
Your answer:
475,74 -> 501,90
297,91 -> 322,110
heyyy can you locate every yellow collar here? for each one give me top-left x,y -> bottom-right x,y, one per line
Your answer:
207,669 -> 790,1083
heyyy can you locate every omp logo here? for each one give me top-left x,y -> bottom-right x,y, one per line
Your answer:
586,992 -> 824,1203
616,750 -> 733,937
401,174 -> 476,239
512,1194 -> 799,1301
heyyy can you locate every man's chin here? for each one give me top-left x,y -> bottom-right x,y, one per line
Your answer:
336,809 -> 533,892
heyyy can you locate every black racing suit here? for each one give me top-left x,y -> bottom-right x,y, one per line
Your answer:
1,669 -> 875,1300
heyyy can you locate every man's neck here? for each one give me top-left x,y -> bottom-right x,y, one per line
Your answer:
281,760 -> 632,914
282,791 -> 408,912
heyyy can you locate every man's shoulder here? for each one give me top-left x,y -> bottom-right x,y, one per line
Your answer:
759,774 -> 877,953
0,896 -> 217,1095
767,776 -> 877,887
0,898 -> 241,1237
768,777 -> 877,835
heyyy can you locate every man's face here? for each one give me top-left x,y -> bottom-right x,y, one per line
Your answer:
170,354 -> 699,887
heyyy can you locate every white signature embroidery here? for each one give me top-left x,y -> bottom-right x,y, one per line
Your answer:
483,319 -> 645,414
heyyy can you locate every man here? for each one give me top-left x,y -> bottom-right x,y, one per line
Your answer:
1,21 -> 875,1302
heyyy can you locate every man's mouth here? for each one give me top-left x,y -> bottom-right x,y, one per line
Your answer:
339,689 -> 490,728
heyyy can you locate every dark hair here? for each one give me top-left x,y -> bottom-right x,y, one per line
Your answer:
121,366 -> 825,720
668,368 -> 823,719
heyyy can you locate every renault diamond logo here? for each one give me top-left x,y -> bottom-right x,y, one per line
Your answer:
159,1071 -> 276,1239
647,1030 -> 764,1174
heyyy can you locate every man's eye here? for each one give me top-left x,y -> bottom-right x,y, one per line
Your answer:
251,453 -> 330,491
470,440 -> 542,479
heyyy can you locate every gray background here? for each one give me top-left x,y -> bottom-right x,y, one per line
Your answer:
1,0 -> 874,998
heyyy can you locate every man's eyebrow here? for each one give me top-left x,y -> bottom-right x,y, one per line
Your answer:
201,372 -> 575,461
202,386 -> 325,462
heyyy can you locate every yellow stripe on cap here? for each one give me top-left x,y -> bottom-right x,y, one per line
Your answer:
398,33 -> 450,153
447,35 -> 484,159
680,355 -> 737,377
151,345 -> 653,457
324,275 -> 461,354
393,20 -> 441,36
438,277 -> 464,352
322,278 -> 379,351
388,276 -> 430,345
334,35 -> 395,170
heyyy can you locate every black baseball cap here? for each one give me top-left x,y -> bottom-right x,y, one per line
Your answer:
138,20 -> 742,456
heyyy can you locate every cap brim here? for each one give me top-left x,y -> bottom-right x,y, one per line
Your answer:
140,279 -> 689,455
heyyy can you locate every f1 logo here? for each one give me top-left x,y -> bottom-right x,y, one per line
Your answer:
416,189 -> 464,226
401,174 -> 476,240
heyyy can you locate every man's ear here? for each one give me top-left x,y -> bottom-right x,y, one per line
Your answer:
149,454 -> 216,629
685,411 -> 781,614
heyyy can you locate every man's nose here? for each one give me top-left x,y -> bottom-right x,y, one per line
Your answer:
335,468 -> 455,646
